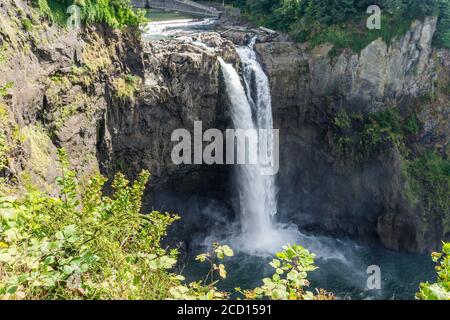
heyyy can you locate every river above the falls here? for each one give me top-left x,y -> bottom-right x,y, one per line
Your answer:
142,11 -> 217,41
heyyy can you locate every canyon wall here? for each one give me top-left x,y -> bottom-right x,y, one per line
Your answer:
1,0 -> 448,253
252,17 -> 449,253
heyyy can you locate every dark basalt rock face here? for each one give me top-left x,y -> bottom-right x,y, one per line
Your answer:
253,17 -> 449,253
98,34 -> 239,187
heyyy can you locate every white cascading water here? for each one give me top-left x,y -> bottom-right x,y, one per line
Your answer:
147,22 -> 350,262
219,38 -> 298,255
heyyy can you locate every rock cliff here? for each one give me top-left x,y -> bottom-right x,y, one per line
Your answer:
253,17 -> 449,253
1,0 -> 448,253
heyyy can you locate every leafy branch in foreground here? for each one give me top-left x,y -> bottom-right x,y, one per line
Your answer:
417,242 -> 450,300
169,243 -> 234,300
237,244 -> 334,300
0,149 -> 181,299
0,148 -> 333,300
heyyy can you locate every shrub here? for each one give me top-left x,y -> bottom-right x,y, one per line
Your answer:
417,242 -> 450,300
32,0 -> 146,28
329,108 -> 403,162
237,244 -> 334,300
0,149 -> 181,299
22,18 -> 34,32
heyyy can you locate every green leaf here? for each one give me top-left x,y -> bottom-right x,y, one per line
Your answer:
43,256 -> 55,265
6,285 -> 18,294
222,245 -> 234,257
270,259 -> 281,268
63,265 -> 74,275
159,256 -> 177,269
218,264 -> 227,279
79,263 -> 89,273
195,253 -> 208,263
63,225 -> 77,238
17,273 -> 29,284
148,260 -> 158,271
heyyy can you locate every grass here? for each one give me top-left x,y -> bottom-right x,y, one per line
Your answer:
0,83 -> 13,98
21,18 -> 34,32
111,74 -> 141,101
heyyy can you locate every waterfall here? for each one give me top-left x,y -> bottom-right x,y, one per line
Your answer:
218,38 -> 296,255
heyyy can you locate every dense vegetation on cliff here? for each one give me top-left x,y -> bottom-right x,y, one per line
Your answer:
32,0 -> 145,27
328,106 -> 450,241
228,0 -> 450,50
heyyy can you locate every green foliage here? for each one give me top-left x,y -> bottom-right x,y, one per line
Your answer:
0,149 -> 181,299
0,106 -> 9,171
333,110 -> 352,129
231,0 -> 450,50
173,243 -> 333,300
403,114 -> 420,135
330,107 -> 448,229
406,151 -> 450,219
417,242 -> 450,300
0,149 -> 333,300
111,74 -> 141,101
32,0 -> 145,28
330,108 -> 404,162
0,82 -> 14,98
306,15 -> 413,52
170,243 -> 234,300
434,0 -> 450,48
196,243 -> 234,282
35,0 -> 54,19
237,244 -> 334,300
22,18 -> 34,32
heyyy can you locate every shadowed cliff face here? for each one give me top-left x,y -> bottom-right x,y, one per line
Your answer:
98,34 -> 239,187
253,17 -> 449,253
1,0 -> 447,254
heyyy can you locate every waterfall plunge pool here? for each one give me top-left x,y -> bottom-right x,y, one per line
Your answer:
180,232 -> 435,300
